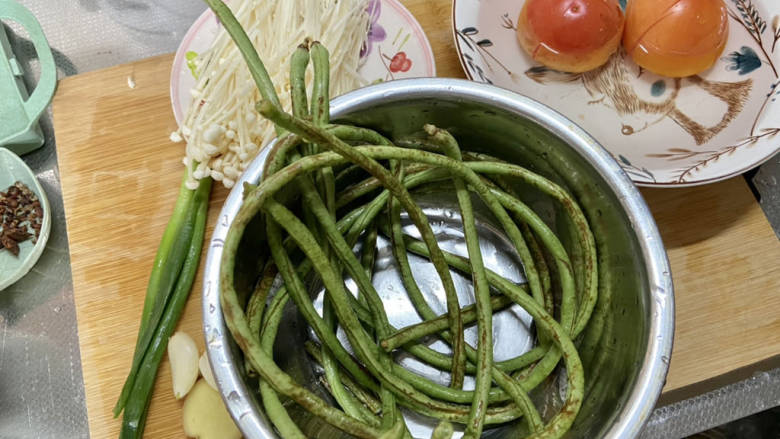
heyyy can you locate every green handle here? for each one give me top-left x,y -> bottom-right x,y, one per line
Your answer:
0,0 -> 57,124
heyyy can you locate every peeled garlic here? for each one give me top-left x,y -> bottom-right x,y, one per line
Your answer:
182,379 -> 242,439
199,352 -> 217,391
168,332 -> 199,399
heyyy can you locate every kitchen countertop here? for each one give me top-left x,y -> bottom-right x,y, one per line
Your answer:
1,1 -> 778,438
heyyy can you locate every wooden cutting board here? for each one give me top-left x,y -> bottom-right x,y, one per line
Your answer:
51,1 -> 780,437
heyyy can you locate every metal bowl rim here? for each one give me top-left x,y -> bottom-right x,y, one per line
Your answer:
202,77 -> 675,439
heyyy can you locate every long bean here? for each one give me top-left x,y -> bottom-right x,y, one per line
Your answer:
229,188 -> 586,429
203,0 -> 283,132
227,146 -> 581,365
304,342 -> 383,416
258,282 -> 307,439
463,153 -> 598,338
387,161 -> 466,390
258,151 -> 576,420
258,105 -> 469,379
249,173 -> 538,383
222,146 -> 593,435
264,201 -> 494,422
422,125 -> 493,436
274,121 -> 561,408
381,295 -> 514,351
293,156 -> 404,433
322,297 -> 378,425
204,2 -> 600,437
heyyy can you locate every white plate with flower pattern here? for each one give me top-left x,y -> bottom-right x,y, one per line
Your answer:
453,0 -> 780,186
171,0 -> 436,125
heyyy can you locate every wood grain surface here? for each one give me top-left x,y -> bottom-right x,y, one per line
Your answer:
51,1 -> 780,437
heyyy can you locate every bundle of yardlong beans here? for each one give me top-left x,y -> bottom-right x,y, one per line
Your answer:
206,1 -> 598,438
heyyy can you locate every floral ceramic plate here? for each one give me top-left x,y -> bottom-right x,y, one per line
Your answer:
453,0 -> 780,186
171,0 -> 436,124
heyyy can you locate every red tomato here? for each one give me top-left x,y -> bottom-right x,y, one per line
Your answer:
623,0 -> 729,77
517,0 -> 625,72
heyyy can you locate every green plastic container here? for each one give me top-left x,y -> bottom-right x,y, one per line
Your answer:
0,0 -> 57,155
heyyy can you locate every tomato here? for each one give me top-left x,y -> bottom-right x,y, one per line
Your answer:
517,0 -> 625,73
623,0 -> 729,77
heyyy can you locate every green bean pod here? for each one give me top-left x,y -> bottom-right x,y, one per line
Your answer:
203,3 -> 599,437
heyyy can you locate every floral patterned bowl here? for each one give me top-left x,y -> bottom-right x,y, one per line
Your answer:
171,0 -> 436,125
453,0 -> 780,186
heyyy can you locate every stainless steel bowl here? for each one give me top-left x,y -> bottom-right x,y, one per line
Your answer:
203,78 -> 674,439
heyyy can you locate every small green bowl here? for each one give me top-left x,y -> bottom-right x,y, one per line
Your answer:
0,147 -> 51,291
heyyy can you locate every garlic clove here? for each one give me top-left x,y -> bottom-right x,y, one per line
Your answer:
168,332 -> 199,399
199,351 -> 217,391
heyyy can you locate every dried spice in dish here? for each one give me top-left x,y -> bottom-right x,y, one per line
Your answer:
0,181 -> 43,257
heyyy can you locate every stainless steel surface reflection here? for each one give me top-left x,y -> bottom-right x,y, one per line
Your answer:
203,78 -> 675,438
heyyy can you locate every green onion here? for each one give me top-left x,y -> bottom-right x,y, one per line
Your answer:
116,176 -> 212,438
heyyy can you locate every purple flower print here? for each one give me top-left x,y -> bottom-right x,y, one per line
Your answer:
360,0 -> 386,58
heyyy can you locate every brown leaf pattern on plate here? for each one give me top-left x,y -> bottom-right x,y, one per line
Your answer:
669,127 -> 780,182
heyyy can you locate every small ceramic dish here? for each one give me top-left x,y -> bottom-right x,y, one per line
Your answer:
0,147 -> 51,291
171,0 -> 437,124
453,0 -> 780,186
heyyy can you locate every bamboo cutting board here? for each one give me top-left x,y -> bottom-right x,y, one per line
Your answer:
51,1 -> 780,437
